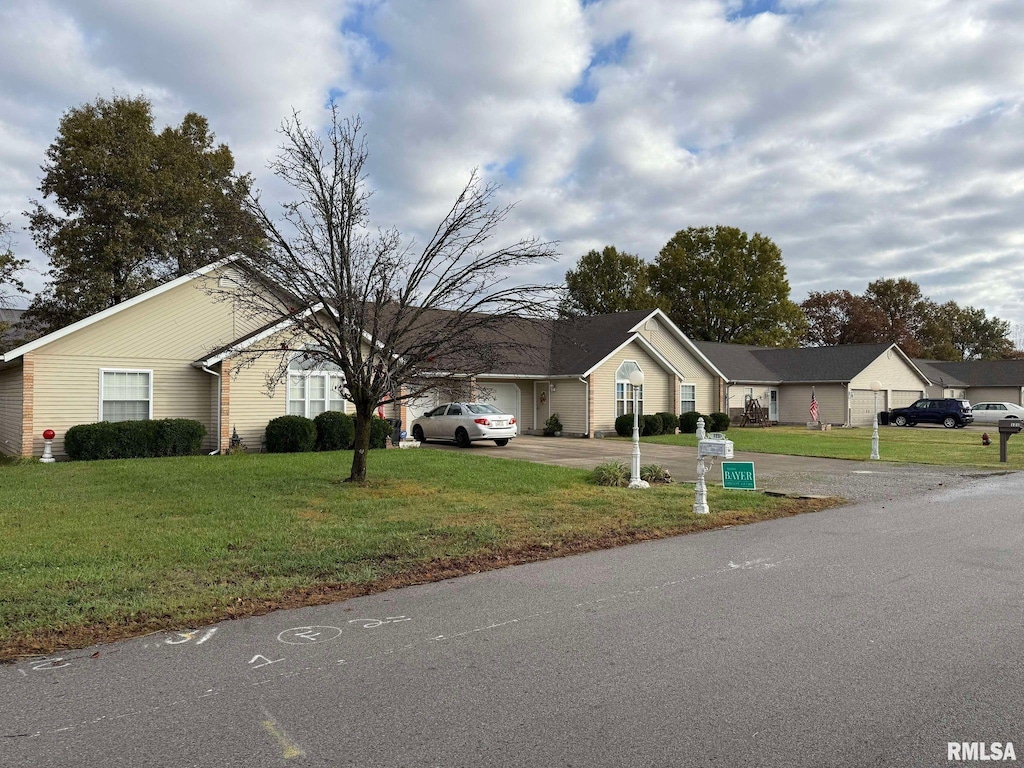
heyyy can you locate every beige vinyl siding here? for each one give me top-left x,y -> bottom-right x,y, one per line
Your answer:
546,378 -> 588,435
0,364 -> 22,456
964,386 -> 1021,405
590,342 -> 674,434
38,273 -> 265,361
850,348 -> 927,396
778,384 -> 847,425
635,316 -> 721,412
31,355 -> 218,458
226,355 -> 288,451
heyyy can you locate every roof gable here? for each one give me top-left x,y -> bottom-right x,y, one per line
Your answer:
697,341 -> 923,383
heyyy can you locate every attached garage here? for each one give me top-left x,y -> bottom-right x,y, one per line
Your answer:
405,390 -> 442,422
476,381 -> 522,425
891,390 -> 923,409
849,388 -> 888,427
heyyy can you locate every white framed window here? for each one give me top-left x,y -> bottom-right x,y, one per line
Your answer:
681,383 -> 696,414
99,369 -> 153,422
286,353 -> 347,418
615,360 -> 644,418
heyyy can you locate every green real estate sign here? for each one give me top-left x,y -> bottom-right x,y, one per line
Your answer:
722,461 -> 756,490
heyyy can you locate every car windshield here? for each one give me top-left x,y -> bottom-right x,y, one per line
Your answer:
466,403 -> 502,415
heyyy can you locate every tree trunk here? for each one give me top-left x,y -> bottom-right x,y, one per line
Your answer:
348,406 -> 372,482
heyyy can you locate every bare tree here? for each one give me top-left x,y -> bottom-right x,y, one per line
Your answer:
215,108 -> 558,481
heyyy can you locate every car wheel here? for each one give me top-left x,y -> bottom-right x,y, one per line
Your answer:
412,425 -> 425,443
893,415 -> 908,427
455,428 -> 471,448
494,438 -> 509,447
943,416 -> 957,429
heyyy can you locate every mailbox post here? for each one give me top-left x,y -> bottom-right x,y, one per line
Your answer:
696,419 -> 734,515
998,417 -> 1023,462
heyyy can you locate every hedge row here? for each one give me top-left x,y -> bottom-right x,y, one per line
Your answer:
679,411 -> 731,433
65,419 -> 206,461
265,412 -> 393,453
614,411 -> 680,437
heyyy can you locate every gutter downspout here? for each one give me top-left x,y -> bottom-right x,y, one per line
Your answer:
202,365 -> 222,455
578,377 -> 589,437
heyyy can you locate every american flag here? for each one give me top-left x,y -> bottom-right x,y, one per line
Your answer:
809,391 -> 819,422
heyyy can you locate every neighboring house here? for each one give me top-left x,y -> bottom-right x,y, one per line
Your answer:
7,259 -> 1024,461
0,265 -> 726,458
915,359 -> 1024,404
695,342 -> 931,427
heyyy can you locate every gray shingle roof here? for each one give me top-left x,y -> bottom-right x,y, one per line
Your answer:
197,306 -> 662,378
917,359 -> 1024,387
696,341 -> 902,383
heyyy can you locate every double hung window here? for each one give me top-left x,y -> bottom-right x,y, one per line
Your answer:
287,353 -> 347,417
100,369 -> 152,422
614,360 -> 644,417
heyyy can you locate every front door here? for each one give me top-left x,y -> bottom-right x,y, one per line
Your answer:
535,382 -> 550,431
768,389 -> 779,422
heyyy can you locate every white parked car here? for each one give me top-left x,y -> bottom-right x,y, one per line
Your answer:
410,402 -> 518,447
965,402 -> 1024,424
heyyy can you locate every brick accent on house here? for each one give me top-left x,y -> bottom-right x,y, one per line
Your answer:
219,361 -> 231,453
673,375 -> 681,415
21,353 -> 34,457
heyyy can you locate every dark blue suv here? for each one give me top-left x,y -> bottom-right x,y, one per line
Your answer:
890,398 -> 973,429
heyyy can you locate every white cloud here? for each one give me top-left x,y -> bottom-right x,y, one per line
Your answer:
2,0 -> 1024,332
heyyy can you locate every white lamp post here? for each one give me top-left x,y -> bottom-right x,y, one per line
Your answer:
628,369 -> 649,489
870,379 -> 881,460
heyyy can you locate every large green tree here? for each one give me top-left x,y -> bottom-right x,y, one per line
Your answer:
559,245 -> 658,316
919,301 -> 1013,360
0,216 -> 29,345
861,277 -> 931,357
25,95 -> 259,331
649,225 -> 805,345
801,289 -> 886,347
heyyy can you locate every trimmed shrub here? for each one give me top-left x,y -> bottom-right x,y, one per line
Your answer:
592,460 -> 630,487
656,412 -> 678,435
543,413 -> 563,436
369,416 -> 393,449
679,411 -> 704,434
65,419 -> 205,461
314,411 -> 355,451
640,464 -> 672,484
708,412 -> 731,432
641,414 -> 662,436
614,413 -> 634,437
265,415 -> 316,453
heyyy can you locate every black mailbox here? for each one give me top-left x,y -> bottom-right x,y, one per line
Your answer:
997,417 -> 1023,462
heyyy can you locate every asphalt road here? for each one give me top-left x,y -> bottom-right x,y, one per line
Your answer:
3,471 -> 1022,767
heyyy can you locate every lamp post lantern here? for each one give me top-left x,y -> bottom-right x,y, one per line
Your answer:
870,380 -> 881,460
628,369 -> 649,489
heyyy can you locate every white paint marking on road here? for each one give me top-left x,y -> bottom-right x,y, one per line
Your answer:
249,655 -> 284,669
23,555 -> 793,740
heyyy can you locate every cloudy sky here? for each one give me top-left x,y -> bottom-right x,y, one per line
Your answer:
2,0 -> 1024,329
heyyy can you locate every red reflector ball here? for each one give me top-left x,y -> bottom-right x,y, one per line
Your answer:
43,429 -> 56,440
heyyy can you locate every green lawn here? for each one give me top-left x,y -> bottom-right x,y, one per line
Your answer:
0,450 -> 830,659
644,425 -> 1022,467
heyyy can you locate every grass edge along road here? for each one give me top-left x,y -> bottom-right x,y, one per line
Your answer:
0,450 -> 836,660
644,424 -> 1024,468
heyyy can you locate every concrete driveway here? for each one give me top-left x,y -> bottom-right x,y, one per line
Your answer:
419,433 -> 1009,503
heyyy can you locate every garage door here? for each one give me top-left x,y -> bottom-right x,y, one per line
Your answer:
849,389 -> 888,427
891,390 -> 923,409
477,382 -> 521,424
405,390 -> 442,422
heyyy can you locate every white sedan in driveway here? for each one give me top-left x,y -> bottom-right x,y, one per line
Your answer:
410,402 -> 518,447
967,402 -> 1024,423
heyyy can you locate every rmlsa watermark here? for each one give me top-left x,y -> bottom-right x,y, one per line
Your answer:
948,742 -> 1017,762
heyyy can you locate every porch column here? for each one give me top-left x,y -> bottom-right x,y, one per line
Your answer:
673,375 -> 682,415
